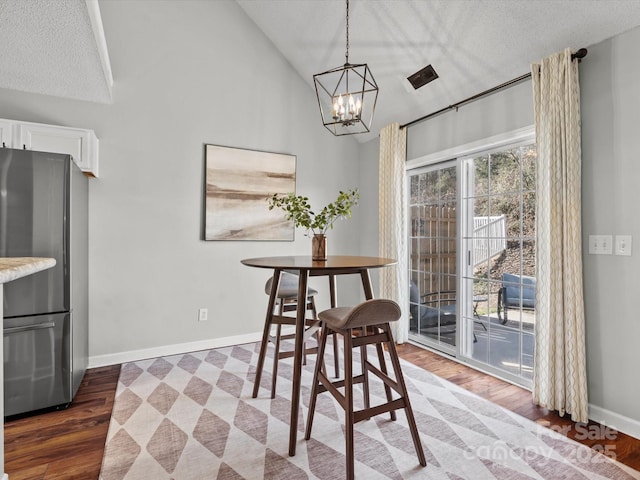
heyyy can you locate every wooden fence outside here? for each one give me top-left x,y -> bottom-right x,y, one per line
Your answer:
410,205 -> 456,295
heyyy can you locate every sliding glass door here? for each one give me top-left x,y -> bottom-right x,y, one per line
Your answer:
461,144 -> 536,383
407,137 -> 536,387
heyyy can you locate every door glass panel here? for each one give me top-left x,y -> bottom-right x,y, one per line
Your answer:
409,162 -> 457,351
463,143 -> 537,384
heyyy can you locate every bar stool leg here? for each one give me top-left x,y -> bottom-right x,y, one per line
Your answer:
305,323 -> 328,441
309,296 -> 327,377
374,333 -> 396,421
270,300 -> 284,399
344,329 -> 355,480
271,325 -> 282,387
329,274 -> 340,378
360,327 -> 371,415
383,323 -> 427,466
252,271 -> 281,398
332,332 -> 340,377
302,296 -> 316,366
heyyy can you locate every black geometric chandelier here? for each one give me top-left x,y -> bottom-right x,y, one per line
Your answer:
313,0 -> 378,136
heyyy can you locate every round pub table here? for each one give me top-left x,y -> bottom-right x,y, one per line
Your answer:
241,255 -> 396,456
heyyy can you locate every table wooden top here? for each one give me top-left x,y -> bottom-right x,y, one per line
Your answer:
241,255 -> 396,270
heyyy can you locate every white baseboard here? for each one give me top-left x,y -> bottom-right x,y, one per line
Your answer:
588,403 -> 640,441
88,332 -> 263,368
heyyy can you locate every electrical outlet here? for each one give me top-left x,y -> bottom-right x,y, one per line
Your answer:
615,235 -> 632,256
198,308 -> 208,322
589,235 -> 612,255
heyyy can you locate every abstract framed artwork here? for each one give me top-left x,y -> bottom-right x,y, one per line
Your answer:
204,144 -> 296,241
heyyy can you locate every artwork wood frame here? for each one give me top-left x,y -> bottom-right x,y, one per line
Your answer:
204,144 -> 296,241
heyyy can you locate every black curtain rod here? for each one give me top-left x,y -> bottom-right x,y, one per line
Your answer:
400,48 -> 588,130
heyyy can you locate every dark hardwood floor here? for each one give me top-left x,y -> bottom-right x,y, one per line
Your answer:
395,343 -> 640,472
5,365 -> 120,480
4,344 -> 639,479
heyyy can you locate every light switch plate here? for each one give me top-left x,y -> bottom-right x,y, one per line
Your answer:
589,235 -> 613,255
615,235 -> 632,256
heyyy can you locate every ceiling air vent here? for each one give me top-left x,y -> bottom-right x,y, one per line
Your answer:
407,64 -> 439,90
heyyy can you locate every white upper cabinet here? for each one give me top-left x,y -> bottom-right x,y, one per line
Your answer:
0,119 -> 99,177
0,120 -> 12,147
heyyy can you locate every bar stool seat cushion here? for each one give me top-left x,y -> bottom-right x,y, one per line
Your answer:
265,272 -> 318,299
318,299 -> 401,329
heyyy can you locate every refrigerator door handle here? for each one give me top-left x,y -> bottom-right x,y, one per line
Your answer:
4,321 -> 56,335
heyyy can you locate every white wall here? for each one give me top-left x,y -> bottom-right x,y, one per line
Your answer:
0,0 -> 361,364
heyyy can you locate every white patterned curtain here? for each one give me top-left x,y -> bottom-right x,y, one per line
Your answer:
379,122 -> 408,343
532,48 -> 588,423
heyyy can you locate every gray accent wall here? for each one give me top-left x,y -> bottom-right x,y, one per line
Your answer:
406,80 -> 534,161
358,136 -> 380,258
0,1 -> 361,360
580,26 -> 640,430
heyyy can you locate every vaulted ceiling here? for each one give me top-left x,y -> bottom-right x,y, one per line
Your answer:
2,0 -> 640,143
238,0 -> 640,142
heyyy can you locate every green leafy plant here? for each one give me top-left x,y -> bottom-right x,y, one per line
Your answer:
267,189 -> 360,236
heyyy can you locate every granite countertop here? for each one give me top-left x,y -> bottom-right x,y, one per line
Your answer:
0,257 -> 56,284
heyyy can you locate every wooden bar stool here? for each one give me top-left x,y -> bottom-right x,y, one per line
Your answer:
305,299 -> 426,479
258,271 -> 321,399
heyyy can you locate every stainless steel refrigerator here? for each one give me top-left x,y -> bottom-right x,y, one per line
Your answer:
0,147 -> 88,416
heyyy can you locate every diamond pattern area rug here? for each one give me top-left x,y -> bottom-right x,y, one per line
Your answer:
99,342 -> 640,480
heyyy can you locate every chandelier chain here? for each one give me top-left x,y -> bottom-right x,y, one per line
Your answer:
345,0 -> 349,64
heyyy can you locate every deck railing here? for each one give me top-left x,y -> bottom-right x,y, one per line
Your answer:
473,215 -> 506,266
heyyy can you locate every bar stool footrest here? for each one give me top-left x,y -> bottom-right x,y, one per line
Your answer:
353,398 -> 406,423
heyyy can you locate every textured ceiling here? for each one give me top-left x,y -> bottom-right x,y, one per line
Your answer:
2,1 -> 640,132
0,0 -> 112,104
238,0 -> 640,142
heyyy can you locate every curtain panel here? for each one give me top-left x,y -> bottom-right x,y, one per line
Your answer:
379,123 -> 408,343
532,48 -> 588,423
